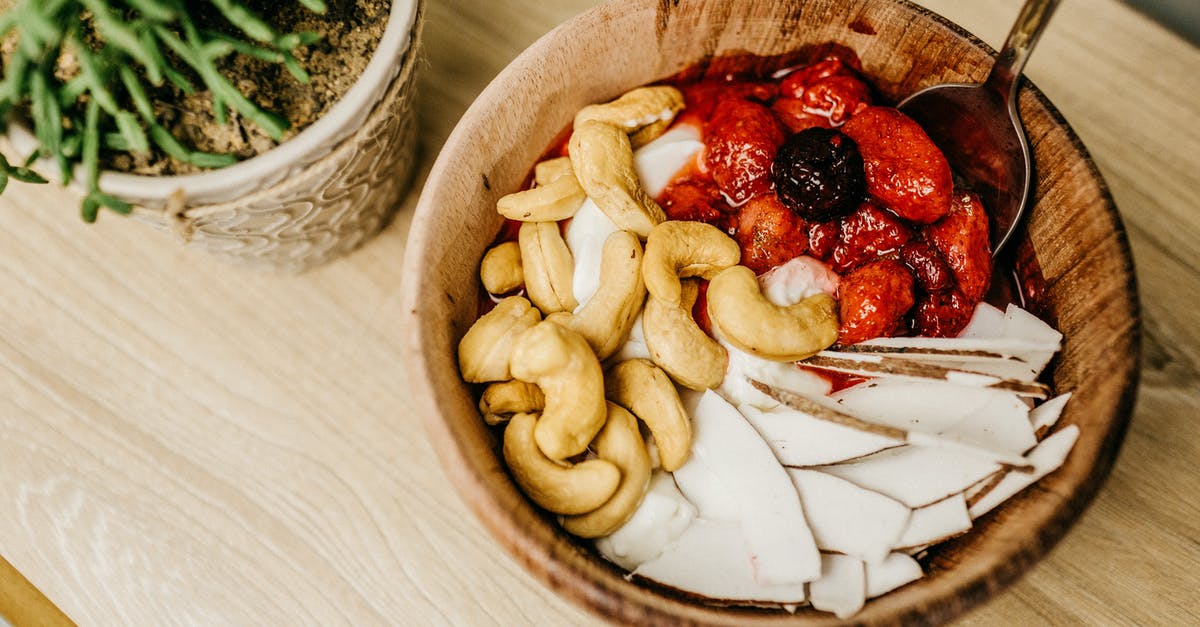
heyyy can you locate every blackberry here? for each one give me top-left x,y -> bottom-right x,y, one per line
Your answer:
772,127 -> 865,221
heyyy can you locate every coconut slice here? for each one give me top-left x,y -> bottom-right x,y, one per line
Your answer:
674,390 -> 821,584
826,347 -> 1051,381
809,554 -> 866,619
963,303 -> 1061,377
719,341 -> 832,411
958,302 -> 1007,337
864,553 -> 924,598
894,494 -> 971,549
818,444 -> 1003,508
827,338 -> 1042,361
738,402 -> 902,467
815,303 -> 1062,380
833,380 -> 1037,455
970,425 -> 1080,519
904,544 -> 932,558
824,344 -> 1047,381
999,303 -> 1063,343
632,519 -> 807,603
801,354 -> 1050,398
752,381 -> 1033,469
1030,393 -> 1072,440
963,470 -> 1007,508
672,394 -> 748,523
595,471 -> 698,570
672,450 -> 741,521
787,469 -> 911,564
825,327 -> 1058,372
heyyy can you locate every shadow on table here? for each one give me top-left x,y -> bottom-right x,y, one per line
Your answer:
1123,0 -> 1200,44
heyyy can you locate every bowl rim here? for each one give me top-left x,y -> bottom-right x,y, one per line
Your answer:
401,0 -> 1141,623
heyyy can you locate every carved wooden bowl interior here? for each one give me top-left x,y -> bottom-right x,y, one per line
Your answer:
401,0 -> 1140,623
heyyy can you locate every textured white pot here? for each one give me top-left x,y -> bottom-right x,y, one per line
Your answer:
9,0 -> 423,272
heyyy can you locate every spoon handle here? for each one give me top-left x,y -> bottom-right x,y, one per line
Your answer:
984,0 -> 1063,105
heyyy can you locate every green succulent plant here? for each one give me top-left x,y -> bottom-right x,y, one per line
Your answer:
0,0 -> 326,221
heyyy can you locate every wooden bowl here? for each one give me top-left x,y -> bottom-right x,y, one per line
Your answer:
400,0 -> 1140,623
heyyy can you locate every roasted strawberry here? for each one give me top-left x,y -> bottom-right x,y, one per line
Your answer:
735,194 -> 809,274
808,220 -> 840,260
772,98 -> 834,133
925,191 -> 992,301
780,57 -> 857,98
800,75 -> 872,125
840,106 -> 953,224
830,201 -> 912,273
657,176 -> 731,230
703,97 -> 786,205
837,258 -> 915,345
900,239 -> 955,293
679,80 -> 778,127
911,289 -> 974,338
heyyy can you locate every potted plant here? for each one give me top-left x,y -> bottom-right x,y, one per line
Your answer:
0,0 -> 423,272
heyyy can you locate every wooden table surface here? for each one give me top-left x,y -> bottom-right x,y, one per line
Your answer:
2,1 -> 1197,625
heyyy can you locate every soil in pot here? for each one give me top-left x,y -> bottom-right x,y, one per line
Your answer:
105,0 -> 390,176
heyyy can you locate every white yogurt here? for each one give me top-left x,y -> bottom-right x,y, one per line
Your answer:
594,470 -> 698,570
564,198 -> 619,310
632,124 -> 704,197
760,255 -> 840,304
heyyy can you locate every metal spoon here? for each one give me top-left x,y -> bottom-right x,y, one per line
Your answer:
898,0 -> 1062,257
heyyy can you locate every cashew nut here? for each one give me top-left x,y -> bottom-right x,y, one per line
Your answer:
479,380 -> 545,425
643,221 -> 741,306
545,230 -> 645,360
534,157 -> 573,186
496,168 -> 586,222
574,86 -> 685,138
480,241 -> 524,295
458,296 -> 542,383
707,265 -> 840,361
569,120 -> 666,238
605,359 -> 692,471
642,280 -> 727,390
561,402 -> 652,537
509,321 -> 608,460
519,220 -> 577,314
503,413 -> 621,515
629,118 -> 673,150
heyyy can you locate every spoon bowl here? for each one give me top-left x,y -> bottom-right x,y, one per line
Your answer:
899,0 -> 1061,256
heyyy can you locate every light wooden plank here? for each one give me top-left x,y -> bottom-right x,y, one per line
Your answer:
0,0 -> 1196,625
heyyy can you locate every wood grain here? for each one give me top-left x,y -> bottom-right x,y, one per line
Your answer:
1,0 -> 1197,625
